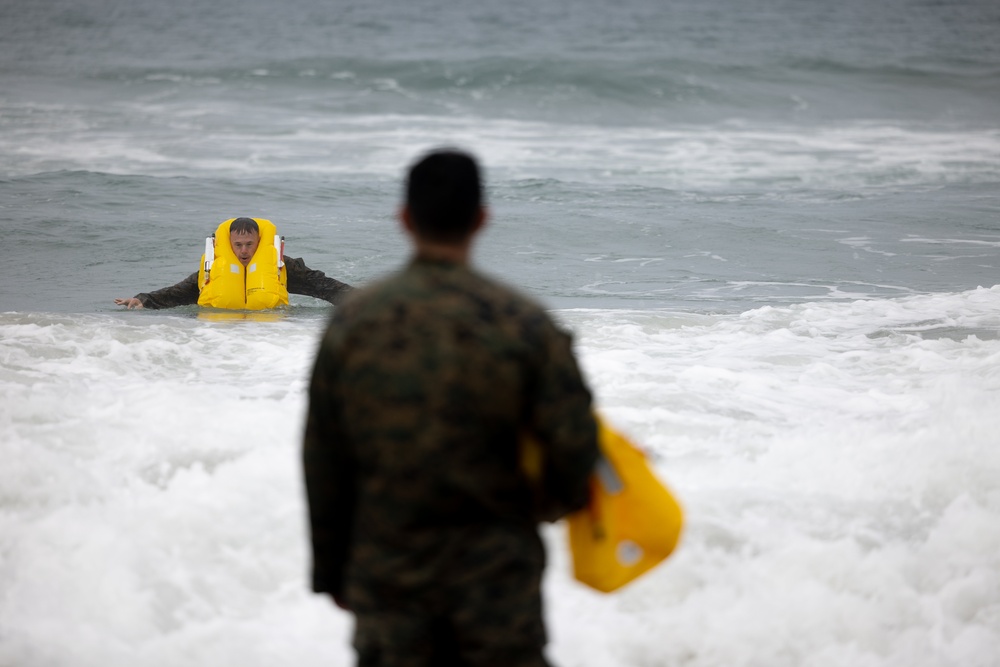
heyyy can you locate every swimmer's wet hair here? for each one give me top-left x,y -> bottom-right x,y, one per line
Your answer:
230,217 -> 260,235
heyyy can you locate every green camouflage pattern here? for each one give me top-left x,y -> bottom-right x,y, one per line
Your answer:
303,257 -> 598,665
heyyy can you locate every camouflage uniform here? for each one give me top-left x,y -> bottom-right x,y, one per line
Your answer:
304,257 -> 599,667
132,257 -> 352,308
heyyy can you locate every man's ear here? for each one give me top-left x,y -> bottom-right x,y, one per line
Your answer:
473,207 -> 489,234
399,206 -> 415,235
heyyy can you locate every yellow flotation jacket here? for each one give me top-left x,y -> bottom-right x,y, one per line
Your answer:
197,218 -> 289,310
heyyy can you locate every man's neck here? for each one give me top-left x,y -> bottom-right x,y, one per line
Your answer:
412,239 -> 471,265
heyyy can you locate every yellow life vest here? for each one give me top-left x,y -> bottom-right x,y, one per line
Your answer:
197,218 -> 289,310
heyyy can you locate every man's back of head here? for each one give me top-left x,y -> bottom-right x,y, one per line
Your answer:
406,150 -> 483,244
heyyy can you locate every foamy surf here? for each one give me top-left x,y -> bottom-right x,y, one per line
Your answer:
2,287 -> 998,666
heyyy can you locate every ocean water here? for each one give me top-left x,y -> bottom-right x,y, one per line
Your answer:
2,0 -> 999,665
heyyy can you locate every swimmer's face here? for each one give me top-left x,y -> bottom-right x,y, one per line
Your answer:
230,230 -> 260,267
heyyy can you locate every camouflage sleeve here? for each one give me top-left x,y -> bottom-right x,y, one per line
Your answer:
528,317 -> 600,522
302,331 -> 357,598
134,272 -> 200,309
286,257 -> 353,305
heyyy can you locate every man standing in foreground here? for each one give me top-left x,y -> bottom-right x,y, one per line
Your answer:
303,149 -> 599,667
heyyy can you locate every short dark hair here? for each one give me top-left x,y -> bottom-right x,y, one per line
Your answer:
405,150 -> 483,242
230,217 -> 259,235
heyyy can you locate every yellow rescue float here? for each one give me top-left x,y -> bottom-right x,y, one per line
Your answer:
522,416 -> 684,593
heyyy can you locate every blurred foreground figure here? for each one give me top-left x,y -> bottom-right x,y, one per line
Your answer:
303,149 -> 599,667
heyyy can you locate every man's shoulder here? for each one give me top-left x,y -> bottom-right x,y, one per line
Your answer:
333,262 -> 553,326
334,268 -> 407,306
464,267 -> 550,317
413,261 -> 549,316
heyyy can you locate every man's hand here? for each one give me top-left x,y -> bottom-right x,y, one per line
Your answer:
114,297 -> 144,309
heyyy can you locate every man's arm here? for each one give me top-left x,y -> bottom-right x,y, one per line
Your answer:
285,257 -> 353,305
303,333 -> 357,606
529,317 -> 600,522
115,272 -> 200,309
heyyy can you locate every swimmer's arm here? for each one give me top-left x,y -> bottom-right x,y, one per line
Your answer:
285,257 -> 353,305
115,272 -> 200,310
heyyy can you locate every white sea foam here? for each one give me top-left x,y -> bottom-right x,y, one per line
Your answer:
553,288 -> 1000,666
2,288 -> 999,666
